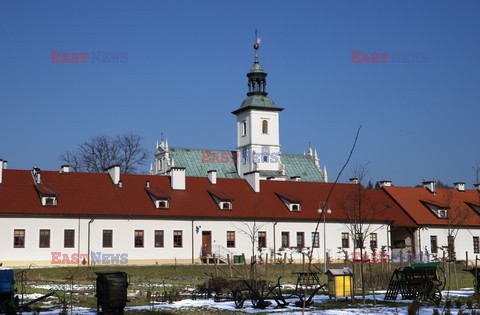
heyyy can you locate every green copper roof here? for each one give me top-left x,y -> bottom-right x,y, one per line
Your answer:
167,147 -> 324,182
232,95 -> 284,115
169,148 -> 240,178
281,154 -> 325,182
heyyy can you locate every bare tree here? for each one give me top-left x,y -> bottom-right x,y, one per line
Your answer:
60,134 -> 148,174
341,163 -> 387,304
473,160 -> 480,186
441,189 -> 470,261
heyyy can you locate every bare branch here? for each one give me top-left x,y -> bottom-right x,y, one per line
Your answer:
59,134 -> 149,174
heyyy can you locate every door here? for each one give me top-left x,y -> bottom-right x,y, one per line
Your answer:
202,231 -> 212,256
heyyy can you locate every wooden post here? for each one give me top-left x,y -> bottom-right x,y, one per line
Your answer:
213,254 -> 218,277
283,253 -> 287,276
466,251 -> 469,270
475,256 -> 479,302
454,261 -> 458,289
242,253 -> 248,278
442,251 -> 446,272
227,254 -> 233,278
265,254 -> 268,277
302,253 -> 305,272
400,250 -> 403,265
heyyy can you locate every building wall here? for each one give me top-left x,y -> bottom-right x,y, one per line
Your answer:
0,216 -> 390,267
417,227 -> 480,261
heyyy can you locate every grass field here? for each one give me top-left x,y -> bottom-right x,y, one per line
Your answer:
9,261 -> 478,313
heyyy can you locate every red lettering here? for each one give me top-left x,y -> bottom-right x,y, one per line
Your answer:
379,52 -> 389,63
361,53 -> 370,63
51,252 -> 62,264
230,152 -> 237,164
221,152 -> 229,163
71,253 -> 79,264
62,53 -> 71,63
352,252 -> 361,264
51,51 -> 61,63
79,52 -> 89,63
371,52 -> 379,63
201,151 -> 211,163
71,52 -> 79,63
351,51 -> 362,63
212,153 -> 221,163
62,253 -> 70,264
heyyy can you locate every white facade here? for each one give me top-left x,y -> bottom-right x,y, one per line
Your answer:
416,227 -> 480,261
235,110 -> 284,178
0,216 -> 389,267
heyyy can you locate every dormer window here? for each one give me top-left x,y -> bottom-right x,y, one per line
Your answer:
421,200 -> 449,219
156,200 -> 169,209
43,197 -> 57,206
438,209 -> 448,218
145,186 -> 170,210
276,192 -> 302,212
222,202 -> 232,210
209,190 -> 233,210
291,204 -> 301,212
34,182 -> 58,207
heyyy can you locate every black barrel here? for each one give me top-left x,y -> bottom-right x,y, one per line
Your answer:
95,272 -> 128,314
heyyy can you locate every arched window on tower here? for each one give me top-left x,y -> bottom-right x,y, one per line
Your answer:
242,120 -> 247,136
262,120 -> 268,134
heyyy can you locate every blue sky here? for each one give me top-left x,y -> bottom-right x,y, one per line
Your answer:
0,0 -> 479,187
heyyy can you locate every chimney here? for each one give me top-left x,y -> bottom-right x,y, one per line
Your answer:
118,180 -> 123,188
474,183 -> 480,191
170,167 -> 186,190
146,180 -> 150,188
32,167 -> 41,184
290,176 -> 301,182
349,177 -> 359,184
423,180 -> 435,193
60,165 -> 70,173
378,180 -> 392,187
0,159 -> 3,184
453,182 -> 465,192
245,171 -> 260,192
106,165 -> 121,185
207,170 -> 217,184
2,160 -> 7,169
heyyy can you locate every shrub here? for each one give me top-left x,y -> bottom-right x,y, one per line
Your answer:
455,299 -> 463,308
467,298 -> 473,310
408,298 -> 421,315
445,298 -> 452,309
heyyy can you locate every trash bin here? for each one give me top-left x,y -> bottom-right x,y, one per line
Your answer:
326,268 -> 353,300
95,272 -> 128,314
0,270 -> 15,305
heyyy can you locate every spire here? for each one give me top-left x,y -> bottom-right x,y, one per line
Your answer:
247,32 -> 267,97
323,165 -> 328,182
165,138 -> 169,150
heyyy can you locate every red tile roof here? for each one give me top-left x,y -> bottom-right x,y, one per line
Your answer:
145,186 -> 170,200
34,183 -> 58,197
0,169 -> 416,227
383,186 -> 480,226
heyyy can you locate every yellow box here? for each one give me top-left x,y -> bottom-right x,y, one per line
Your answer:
326,268 -> 353,300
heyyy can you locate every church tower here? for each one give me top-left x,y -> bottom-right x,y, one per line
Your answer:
232,38 -> 285,179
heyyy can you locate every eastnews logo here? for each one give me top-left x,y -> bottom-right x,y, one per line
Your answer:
349,252 -> 429,264
51,252 -> 128,265
351,51 -> 428,63
201,151 -> 279,164
51,51 -> 128,64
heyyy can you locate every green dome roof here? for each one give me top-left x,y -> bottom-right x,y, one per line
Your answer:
250,62 -> 264,73
232,95 -> 283,115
